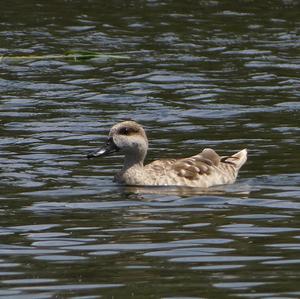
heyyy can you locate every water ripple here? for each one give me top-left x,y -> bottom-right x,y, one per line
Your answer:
1,0 -> 300,298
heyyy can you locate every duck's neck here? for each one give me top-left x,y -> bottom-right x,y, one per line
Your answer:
122,151 -> 146,171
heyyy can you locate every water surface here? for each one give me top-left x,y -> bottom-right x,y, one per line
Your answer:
1,0 -> 300,298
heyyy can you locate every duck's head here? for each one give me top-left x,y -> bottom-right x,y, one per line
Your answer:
87,121 -> 148,162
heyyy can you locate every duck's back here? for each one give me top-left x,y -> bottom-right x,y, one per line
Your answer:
144,148 -> 247,187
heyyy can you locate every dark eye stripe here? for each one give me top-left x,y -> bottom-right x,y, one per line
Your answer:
118,126 -> 138,135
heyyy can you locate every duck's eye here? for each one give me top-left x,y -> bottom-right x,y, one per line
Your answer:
119,127 -> 131,135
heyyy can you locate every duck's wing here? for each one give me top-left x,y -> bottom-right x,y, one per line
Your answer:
146,148 -> 247,182
146,148 -> 221,179
172,148 -> 221,180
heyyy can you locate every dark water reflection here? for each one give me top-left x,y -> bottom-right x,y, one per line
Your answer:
1,0 -> 300,298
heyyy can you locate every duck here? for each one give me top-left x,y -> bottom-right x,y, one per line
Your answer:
87,121 -> 247,188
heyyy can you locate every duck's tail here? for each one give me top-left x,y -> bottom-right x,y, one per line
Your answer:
221,149 -> 247,170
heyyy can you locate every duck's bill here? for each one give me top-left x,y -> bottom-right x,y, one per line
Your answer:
87,138 -> 119,159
